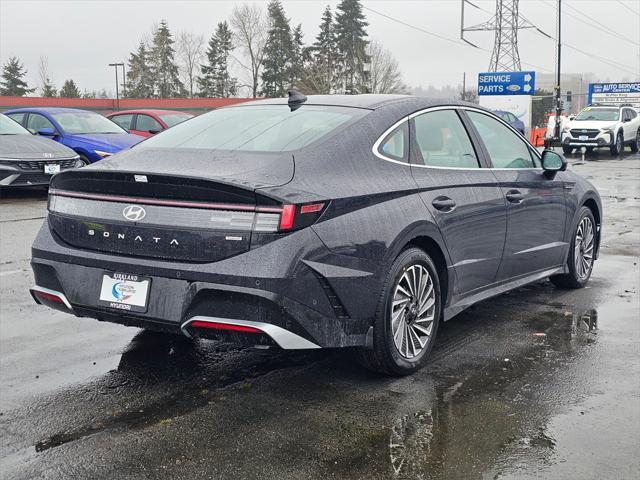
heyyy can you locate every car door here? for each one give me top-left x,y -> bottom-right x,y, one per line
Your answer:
409,108 -> 507,297
465,109 -> 568,281
134,114 -> 163,137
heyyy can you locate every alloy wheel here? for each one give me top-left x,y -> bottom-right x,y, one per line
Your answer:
390,264 -> 436,359
574,216 -> 595,281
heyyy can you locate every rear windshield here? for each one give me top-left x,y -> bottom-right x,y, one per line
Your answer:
140,105 -> 366,152
574,108 -> 619,122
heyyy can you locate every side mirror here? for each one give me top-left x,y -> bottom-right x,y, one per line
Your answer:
541,150 -> 567,175
37,128 -> 57,136
568,115 -> 575,121
623,118 -> 631,123
148,129 -> 161,135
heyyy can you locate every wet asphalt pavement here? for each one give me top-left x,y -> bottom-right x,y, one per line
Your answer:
1,151 -> 639,480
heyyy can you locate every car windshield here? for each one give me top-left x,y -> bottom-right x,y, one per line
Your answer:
574,108 -> 619,122
141,105 -> 366,152
159,113 -> 193,127
51,111 -> 126,134
0,114 -> 31,135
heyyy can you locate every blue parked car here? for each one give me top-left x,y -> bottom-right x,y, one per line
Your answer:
3,108 -> 145,164
493,110 -> 525,136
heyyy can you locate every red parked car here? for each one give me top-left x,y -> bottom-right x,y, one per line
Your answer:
107,109 -> 193,138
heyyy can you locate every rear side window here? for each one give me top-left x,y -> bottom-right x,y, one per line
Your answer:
467,111 -> 537,169
141,105 -> 366,152
412,109 -> 480,168
376,121 -> 408,162
6,112 -> 26,126
110,114 -> 134,130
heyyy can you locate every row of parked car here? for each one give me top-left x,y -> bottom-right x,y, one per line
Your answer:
0,107 -> 193,188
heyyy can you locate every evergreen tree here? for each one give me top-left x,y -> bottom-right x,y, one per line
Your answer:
261,0 -> 294,97
334,0 -> 369,93
307,5 -> 337,93
150,20 -> 185,98
126,41 -> 154,98
198,21 -> 237,98
42,77 -> 57,97
59,79 -> 81,98
0,56 -> 34,96
289,24 -> 306,88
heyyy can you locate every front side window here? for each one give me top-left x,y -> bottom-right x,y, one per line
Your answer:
377,121 -> 408,162
467,111 -> 537,169
136,114 -> 163,132
110,114 -> 134,130
412,109 -> 479,168
26,113 -> 55,133
51,111 -> 125,135
141,105 -> 366,152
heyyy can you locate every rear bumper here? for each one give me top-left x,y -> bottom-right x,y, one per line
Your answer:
30,220 -> 379,349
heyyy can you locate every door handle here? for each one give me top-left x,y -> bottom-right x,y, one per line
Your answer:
432,196 -> 456,212
505,190 -> 524,204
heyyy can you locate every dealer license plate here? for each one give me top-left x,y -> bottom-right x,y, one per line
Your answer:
44,164 -> 60,174
579,135 -> 588,141
99,272 -> 151,313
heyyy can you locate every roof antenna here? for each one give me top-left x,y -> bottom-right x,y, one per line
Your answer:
287,89 -> 307,111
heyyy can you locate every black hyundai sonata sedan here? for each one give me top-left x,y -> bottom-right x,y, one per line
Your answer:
30,93 -> 602,375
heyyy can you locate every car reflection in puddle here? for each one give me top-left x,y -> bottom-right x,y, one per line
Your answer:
386,308 -> 598,479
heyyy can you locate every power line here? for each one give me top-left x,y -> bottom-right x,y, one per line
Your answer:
562,0 -> 639,46
364,4 -> 552,72
615,0 -> 640,16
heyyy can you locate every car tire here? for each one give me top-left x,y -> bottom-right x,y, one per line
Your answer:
77,154 -> 90,166
358,247 -> 441,376
630,128 -> 640,153
550,206 -> 596,289
562,146 -> 573,155
610,132 -> 623,156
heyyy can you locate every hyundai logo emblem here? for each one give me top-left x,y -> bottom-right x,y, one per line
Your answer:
122,205 -> 146,221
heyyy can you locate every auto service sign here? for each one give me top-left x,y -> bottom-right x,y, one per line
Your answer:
588,83 -> 640,108
478,71 -> 535,136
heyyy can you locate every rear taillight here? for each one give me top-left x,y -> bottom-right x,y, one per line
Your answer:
277,203 -> 326,231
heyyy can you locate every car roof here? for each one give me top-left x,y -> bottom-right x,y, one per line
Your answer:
108,109 -> 193,116
4,107 -> 94,114
232,94 -> 477,115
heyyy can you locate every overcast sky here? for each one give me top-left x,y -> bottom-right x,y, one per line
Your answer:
1,0 -> 638,96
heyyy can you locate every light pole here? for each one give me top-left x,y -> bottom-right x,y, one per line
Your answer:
553,0 -> 562,143
108,62 -> 125,109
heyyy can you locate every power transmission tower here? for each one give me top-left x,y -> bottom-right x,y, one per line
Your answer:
461,0 -> 541,72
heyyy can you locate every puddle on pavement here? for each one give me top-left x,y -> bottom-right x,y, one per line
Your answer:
345,308 -> 600,480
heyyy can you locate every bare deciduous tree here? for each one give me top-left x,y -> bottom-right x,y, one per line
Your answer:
230,3 -> 267,98
177,31 -> 205,98
368,40 -> 407,94
37,55 -> 56,97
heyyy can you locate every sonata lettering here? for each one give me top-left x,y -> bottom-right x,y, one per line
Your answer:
86,229 -> 180,246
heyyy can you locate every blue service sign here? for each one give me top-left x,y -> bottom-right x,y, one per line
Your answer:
588,82 -> 640,107
478,71 -> 535,96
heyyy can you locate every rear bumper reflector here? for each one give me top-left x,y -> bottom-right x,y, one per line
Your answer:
181,316 -> 321,350
30,285 -> 74,312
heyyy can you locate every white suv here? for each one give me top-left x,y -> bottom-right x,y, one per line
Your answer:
561,105 -> 640,156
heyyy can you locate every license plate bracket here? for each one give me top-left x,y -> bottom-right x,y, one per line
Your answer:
98,272 -> 151,313
44,164 -> 61,174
